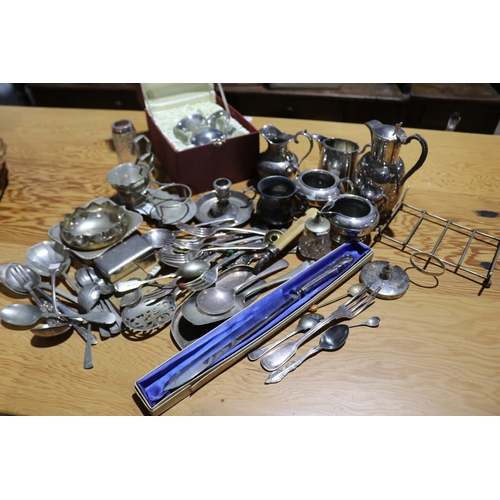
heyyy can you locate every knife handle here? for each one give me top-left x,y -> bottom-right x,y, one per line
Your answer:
272,208 -> 318,253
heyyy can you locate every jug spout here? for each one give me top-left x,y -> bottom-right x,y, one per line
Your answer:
311,133 -> 328,144
259,124 -> 295,145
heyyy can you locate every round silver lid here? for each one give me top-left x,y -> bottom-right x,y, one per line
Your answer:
360,260 -> 410,299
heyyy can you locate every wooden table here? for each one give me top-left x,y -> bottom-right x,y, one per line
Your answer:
1,105 -> 500,416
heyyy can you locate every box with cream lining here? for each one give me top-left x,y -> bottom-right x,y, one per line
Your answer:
140,84 -> 259,194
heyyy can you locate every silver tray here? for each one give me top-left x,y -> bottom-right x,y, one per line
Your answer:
48,197 -> 143,260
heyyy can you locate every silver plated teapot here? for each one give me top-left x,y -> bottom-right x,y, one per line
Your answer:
353,120 -> 428,219
256,124 -> 313,179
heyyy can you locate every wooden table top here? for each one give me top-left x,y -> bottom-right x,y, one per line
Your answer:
1,104 -> 500,416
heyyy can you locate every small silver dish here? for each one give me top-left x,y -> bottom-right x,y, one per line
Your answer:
59,200 -> 128,250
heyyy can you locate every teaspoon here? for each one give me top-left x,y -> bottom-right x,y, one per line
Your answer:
309,283 -> 366,313
260,316 -> 381,372
247,313 -> 324,361
265,324 -> 350,384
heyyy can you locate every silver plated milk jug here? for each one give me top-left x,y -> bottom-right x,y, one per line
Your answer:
353,120 -> 428,220
256,124 -> 313,179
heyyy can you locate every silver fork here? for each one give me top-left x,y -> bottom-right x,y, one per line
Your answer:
170,234 -> 262,252
259,283 -> 379,372
175,223 -> 268,238
158,241 -> 269,266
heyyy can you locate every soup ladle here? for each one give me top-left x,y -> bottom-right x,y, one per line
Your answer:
265,323 -> 350,384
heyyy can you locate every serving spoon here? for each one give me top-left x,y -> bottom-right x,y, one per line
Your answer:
195,259 -> 289,316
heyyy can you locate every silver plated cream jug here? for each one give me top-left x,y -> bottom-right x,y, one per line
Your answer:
256,124 -> 313,179
353,120 -> 428,220
311,134 -> 369,180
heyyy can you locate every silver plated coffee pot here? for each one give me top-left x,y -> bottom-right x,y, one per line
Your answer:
353,120 -> 428,219
256,124 -> 313,179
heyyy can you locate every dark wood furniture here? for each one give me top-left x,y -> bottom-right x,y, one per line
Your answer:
20,83 -> 500,134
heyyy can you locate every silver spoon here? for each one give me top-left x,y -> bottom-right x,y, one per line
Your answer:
0,303 -> 116,326
308,282 -> 366,313
195,259 -> 289,316
114,259 -> 210,293
265,323 -> 350,384
78,283 -> 101,370
5,264 -> 73,337
260,316 -> 381,372
247,313 -> 325,361
2,263 -> 98,343
0,262 -> 79,305
75,267 -> 119,337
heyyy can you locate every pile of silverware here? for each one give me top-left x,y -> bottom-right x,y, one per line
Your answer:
0,209 -> 302,371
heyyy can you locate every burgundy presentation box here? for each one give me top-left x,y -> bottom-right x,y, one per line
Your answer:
140,84 -> 260,194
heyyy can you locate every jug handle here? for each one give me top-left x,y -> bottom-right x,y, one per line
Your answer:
401,134 -> 429,185
242,185 -> 258,204
294,130 -> 314,168
339,177 -> 355,194
373,192 -> 388,213
291,192 -> 310,219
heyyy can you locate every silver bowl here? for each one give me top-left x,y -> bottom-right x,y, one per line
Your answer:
322,194 -> 380,244
59,200 -> 128,250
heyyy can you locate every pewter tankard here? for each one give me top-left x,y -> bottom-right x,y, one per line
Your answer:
353,120 -> 428,220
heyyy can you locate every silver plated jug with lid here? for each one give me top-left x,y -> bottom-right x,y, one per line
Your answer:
256,124 -> 313,179
353,120 -> 428,220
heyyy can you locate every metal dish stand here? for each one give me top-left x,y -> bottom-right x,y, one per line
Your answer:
374,188 -> 500,294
